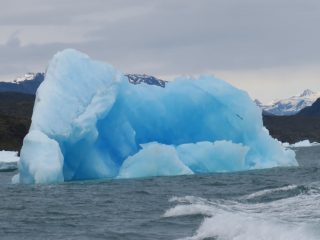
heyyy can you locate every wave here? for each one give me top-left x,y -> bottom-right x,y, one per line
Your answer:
241,184 -> 311,203
164,183 -> 320,240
177,211 -> 317,240
243,185 -> 299,199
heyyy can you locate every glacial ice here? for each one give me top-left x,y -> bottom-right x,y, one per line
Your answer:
176,141 -> 249,173
118,143 -> 193,179
0,150 -> 19,163
0,151 -> 19,172
282,140 -> 320,148
15,49 -> 297,184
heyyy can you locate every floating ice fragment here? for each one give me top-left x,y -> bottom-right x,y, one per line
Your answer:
0,150 -> 19,172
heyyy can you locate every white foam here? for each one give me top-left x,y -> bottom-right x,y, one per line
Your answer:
169,196 -> 209,204
165,184 -> 320,240
164,204 -> 214,218
242,185 -> 299,200
181,212 -> 318,240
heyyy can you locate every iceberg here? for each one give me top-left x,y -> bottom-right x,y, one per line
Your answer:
0,150 -> 19,163
15,49 -> 297,184
282,140 -> 320,148
0,150 -> 19,172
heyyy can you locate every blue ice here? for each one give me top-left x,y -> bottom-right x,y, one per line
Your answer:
14,49 -> 297,184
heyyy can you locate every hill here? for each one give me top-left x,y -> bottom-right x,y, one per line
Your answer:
0,92 -> 34,150
0,73 -> 44,94
297,98 -> 320,116
263,115 -> 320,143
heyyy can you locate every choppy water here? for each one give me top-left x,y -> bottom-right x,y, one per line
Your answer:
1,146 -> 320,240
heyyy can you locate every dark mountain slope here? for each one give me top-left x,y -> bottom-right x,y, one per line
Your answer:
297,98 -> 320,116
0,114 -> 30,151
263,115 -> 320,143
1,73 -> 320,150
0,92 -> 35,150
0,92 -> 35,118
0,73 -> 44,94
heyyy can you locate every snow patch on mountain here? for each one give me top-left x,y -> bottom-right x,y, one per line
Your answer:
13,73 -> 40,83
0,72 -> 45,94
256,89 -> 320,116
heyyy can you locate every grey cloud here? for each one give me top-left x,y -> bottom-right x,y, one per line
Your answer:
82,0 -> 320,74
0,0 -> 152,26
0,0 -> 320,80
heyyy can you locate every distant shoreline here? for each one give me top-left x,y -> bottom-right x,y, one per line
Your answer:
1,91 -> 320,151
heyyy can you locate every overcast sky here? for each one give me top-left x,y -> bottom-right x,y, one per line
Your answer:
1,0 -> 320,102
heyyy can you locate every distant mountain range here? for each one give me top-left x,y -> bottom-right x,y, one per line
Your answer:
0,73 -> 167,150
1,73 -> 320,150
256,89 -> 320,116
1,73 -> 319,117
0,73 -> 166,95
126,74 -> 167,88
0,73 -> 44,95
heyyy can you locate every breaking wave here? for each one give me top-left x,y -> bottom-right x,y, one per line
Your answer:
164,183 -> 320,240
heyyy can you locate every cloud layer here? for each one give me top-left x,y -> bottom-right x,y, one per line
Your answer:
1,0 -> 320,101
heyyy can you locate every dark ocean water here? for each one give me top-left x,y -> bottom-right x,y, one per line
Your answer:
1,146 -> 320,240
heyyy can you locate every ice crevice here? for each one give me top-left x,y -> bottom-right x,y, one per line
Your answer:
14,49 -> 297,184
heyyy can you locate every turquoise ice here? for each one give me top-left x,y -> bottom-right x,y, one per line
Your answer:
14,49 -> 297,184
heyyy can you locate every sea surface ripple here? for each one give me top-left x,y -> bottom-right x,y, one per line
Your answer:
1,146 -> 320,239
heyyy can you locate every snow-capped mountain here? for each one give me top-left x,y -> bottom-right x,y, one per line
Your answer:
0,72 -> 44,94
126,74 -> 167,88
0,73 -> 166,95
254,99 -> 274,116
257,89 -> 320,116
254,99 -> 264,108
13,72 -> 41,83
298,98 -> 320,116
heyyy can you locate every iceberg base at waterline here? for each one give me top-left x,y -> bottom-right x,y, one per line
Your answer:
14,49 -> 297,184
